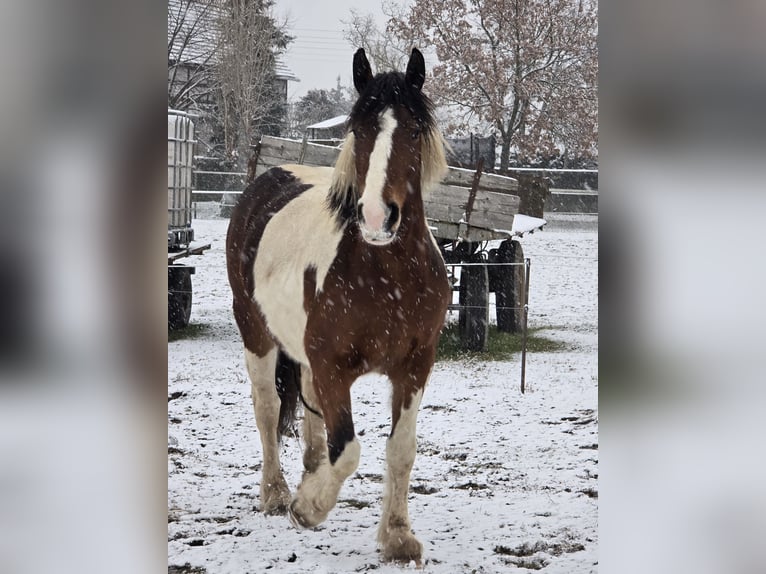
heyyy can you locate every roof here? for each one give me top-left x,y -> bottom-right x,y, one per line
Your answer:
275,60 -> 299,82
167,0 -> 221,65
306,115 -> 349,130
168,0 -> 298,82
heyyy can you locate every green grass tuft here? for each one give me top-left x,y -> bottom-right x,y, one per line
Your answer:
436,324 -> 568,362
168,323 -> 210,342
168,322 -> 567,362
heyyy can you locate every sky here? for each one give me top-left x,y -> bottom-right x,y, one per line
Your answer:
275,0 -> 390,100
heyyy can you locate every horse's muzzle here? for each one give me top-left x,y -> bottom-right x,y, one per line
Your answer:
358,201 -> 400,245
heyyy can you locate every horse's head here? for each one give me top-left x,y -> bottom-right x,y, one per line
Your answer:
331,48 -> 447,246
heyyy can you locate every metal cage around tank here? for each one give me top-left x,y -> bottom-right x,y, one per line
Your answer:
168,109 -> 196,250
168,109 -> 210,330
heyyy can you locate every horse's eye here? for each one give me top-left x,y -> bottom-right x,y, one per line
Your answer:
411,127 -> 422,140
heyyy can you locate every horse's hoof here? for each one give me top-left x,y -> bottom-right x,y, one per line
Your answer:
288,496 -> 328,529
262,497 -> 289,516
260,481 -> 291,515
381,530 -> 423,564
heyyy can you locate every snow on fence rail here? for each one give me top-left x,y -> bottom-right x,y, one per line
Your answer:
503,167 -> 599,173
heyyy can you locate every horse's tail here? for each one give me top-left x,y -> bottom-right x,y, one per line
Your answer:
275,350 -> 300,437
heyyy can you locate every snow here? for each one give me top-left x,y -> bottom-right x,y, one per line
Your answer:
168,209 -> 598,573
510,214 -> 547,236
306,115 -> 350,130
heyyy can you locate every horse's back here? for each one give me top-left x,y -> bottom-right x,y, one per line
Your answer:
228,164 -> 333,237
227,164 -> 334,279
226,164 -> 344,363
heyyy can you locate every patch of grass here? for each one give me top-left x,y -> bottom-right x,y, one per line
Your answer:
168,323 -> 210,342
494,541 -> 548,557
340,498 -> 372,509
549,541 -> 586,555
354,472 -> 383,483
494,539 -> 586,563
452,481 -> 489,491
168,564 -> 207,574
437,324 -> 568,362
411,484 -> 439,495
507,556 -> 549,570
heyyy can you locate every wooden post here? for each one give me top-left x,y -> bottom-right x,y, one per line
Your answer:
246,140 -> 261,185
520,257 -> 531,394
464,157 -> 484,226
298,132 -> 309,165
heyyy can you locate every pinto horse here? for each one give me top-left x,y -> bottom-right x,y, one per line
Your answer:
226,48 -> 450,562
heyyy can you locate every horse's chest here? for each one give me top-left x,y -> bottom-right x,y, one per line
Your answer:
310,262 -> 449,346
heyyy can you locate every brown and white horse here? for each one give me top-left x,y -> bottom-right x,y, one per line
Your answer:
226,48 -> 450,563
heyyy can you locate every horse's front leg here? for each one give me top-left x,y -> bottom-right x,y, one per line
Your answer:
378,350 -> 434,563
299,365 -> 327,475
289,364 -> 360,529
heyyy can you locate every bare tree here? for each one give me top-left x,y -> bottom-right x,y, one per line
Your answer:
167,0 -> 221,111
389,0 -> 598,170
215,0 -> 291,164
342,3 -> 410,73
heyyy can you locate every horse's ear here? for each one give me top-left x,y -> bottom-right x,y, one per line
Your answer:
353,48 -> 373,94
405,48 -> 426,91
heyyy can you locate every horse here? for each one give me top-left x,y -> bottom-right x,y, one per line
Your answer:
225,48 -> 451,563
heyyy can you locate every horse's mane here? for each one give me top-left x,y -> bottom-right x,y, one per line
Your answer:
328,71 -> 448,223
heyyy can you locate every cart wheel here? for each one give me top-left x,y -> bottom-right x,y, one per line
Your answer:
168,267 -> 193,330
490,239 -> 525,333
458,258 -> 489,351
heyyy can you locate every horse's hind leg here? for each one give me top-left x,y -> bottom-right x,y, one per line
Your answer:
289,367 -> 360,528
245,347 -> 291,515
378,354 -> 433,563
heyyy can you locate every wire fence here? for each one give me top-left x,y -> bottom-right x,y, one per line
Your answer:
444,259 -> 532,393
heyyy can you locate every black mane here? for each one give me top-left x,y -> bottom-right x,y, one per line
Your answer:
327,67 -> 445,227
349,71 -> 437,132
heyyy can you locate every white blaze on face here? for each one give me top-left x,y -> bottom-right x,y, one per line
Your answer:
359,108 -> 397,242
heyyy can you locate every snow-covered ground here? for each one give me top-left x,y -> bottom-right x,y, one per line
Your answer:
168,208 -> 598,573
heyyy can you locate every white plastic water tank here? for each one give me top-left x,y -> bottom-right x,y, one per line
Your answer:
167,110 -> 196,236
